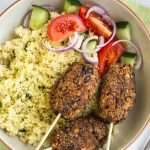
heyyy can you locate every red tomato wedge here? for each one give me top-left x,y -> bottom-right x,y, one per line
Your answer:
79,7 -> 112,38
98,41 -> 125,75
47,14 -> 86,42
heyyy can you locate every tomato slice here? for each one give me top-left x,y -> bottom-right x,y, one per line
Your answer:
47,14 -> 86,42
98,40 -> 125,75
79,7 -> 112,38
79,7 -> 88,19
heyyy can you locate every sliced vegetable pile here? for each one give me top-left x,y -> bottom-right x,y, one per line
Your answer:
22,0 -> 142,76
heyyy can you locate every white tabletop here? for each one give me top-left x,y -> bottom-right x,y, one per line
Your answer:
0,0 -> 150,150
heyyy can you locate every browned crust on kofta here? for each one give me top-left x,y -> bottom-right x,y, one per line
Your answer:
99,64 -> 136,123
51,117 -> 108,150
50,63 -> 100,120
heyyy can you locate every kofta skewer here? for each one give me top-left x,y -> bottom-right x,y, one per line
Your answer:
50,62 -> 100,120
36,62 -> 101,149
99,64 -> 136,150
40,63 -> 136,150
37,63 -> 136,150
51,117 -> 108,150
98,64 -> 136,123
48,63 -> 136,150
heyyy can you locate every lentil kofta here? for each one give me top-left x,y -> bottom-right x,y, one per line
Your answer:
51,117 -> 108,150
98,64 -> 136,123
50,62 -> 100,120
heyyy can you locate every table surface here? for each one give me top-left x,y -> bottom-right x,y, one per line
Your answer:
0,0 -> 150,150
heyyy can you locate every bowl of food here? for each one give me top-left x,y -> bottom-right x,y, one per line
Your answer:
0,0 -> 150,150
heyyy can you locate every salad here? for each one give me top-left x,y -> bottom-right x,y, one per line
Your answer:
23,0 -> 142,75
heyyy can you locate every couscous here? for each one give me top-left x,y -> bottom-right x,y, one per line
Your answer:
0,23 -> 81,145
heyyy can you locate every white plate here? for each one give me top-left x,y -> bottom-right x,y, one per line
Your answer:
0,0 -> 150,150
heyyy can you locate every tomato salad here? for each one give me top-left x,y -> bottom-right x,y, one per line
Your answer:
22,1 -> 142,76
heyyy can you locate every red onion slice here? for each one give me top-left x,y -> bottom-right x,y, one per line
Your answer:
85,6 -> 116,50
43,32 -> 79,52
82,52 -> 98,64
85,6 -> 106,19
22,10 -> 32,28
81,36 -> 104,53
82,38 -> 98,64
81,36 -> 103,64
102,14 -> 112,26
111,40 -> 143,70
74,34 -> 85,52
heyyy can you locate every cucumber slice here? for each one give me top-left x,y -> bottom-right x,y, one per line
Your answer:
64,0 -> 81,13
121,52 -> 136,66
87,40 -> 97,51
116,21 -> 131,40
29,5 -> 50,30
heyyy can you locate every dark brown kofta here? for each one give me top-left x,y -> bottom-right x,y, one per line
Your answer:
51,117 -> 108,150
98,64 -> 136,123
50,63 -> 100,120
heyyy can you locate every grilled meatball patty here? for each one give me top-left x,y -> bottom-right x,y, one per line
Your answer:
51,63 -> 100,120
98,64 -> 136,123
51,117 -> 108,150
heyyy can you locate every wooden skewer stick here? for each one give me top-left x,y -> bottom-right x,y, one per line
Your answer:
35,113 -> 61,150
106,122 -> 114,150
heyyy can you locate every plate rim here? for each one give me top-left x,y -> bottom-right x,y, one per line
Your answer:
0,0 -> 150,149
